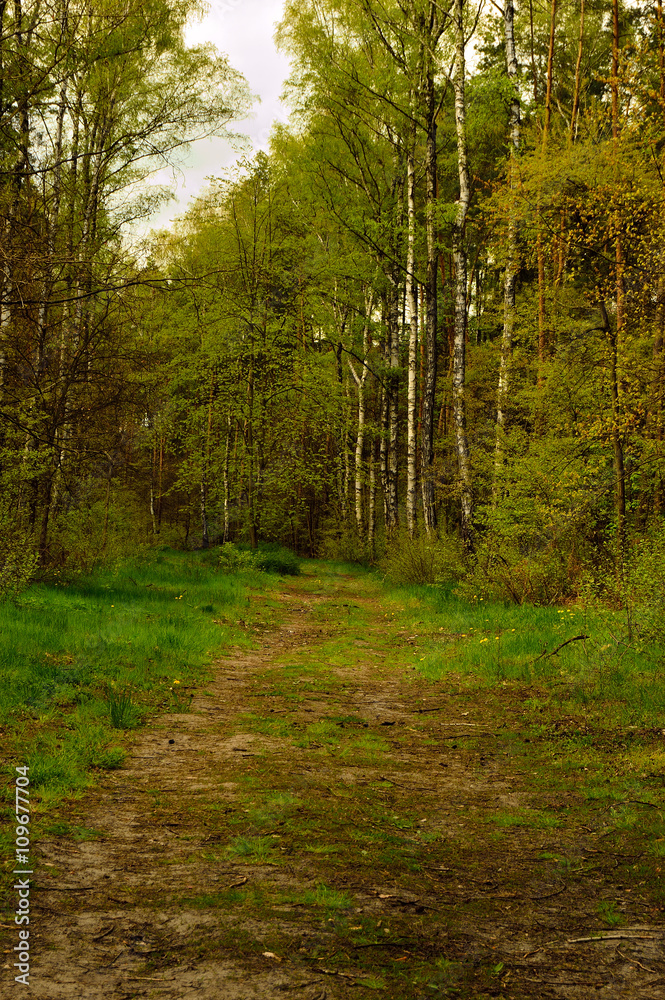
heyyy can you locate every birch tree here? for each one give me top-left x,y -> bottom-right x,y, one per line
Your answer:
452,0 -> 473,546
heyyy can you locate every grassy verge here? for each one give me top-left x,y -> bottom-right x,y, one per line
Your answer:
0,546 -> 281,868
375,577 -> 665,907
380,580 -> 665,728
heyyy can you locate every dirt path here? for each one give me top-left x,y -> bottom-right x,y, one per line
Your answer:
10,565 -> 665,999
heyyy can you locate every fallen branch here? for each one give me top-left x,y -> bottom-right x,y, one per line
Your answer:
528,882 -> 567,901
222,876 -> 248,890
92,925 -> 115,941
35,885 -> 98,891
567,932 -> 658,943
317,968 -> 357,979
125,976 -> 176,982
440,733 -> 493,740
616,948 -> 657,974
533,635 -> 589,664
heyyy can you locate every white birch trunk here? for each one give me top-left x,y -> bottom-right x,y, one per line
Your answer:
452,0 -> 473,546
494,0 -> 521,497
406,135 -> 419,538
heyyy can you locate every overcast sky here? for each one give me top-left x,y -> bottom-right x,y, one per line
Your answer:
143,0 -> 290,233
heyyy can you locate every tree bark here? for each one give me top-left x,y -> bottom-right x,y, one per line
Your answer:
494,0 -> 520,497
406,126 -> 419,538
598,299 -> 626,558
452,0 -> 473,547
569,0 -> 585,142
387,277 -> 400,531
420,62 -> 438,535
348,291 -> 373,537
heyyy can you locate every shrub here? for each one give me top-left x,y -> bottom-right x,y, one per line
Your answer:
380,532 -> 464,585
254,545 -> 300,576
456,536 -> 574,605
0,523 -> 38,602
217,541 -> 300,576
621,525 -> 665,647
217,543 -> 255,574
316,524 -> 375,563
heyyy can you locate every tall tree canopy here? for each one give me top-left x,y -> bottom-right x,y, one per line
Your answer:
2,0 -> 664,606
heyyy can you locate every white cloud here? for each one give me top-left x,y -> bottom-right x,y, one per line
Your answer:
138,0 -> 290,235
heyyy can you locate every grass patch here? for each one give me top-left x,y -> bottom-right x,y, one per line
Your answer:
381,578 -> 665,728
489,808 -> 563,830
226,835 -> 278,863
108,688 -> 139,729
0,545 -> 270,888
301,883 -> 353,910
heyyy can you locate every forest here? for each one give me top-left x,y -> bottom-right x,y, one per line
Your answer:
3,3 -> 665,991
1,0 -> 664,625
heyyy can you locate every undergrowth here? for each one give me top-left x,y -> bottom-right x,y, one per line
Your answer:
381,579 -> 665,730
0,546 -> 267,814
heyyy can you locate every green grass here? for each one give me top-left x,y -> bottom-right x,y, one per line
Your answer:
381,579 -> 665,728
300,883 -> 352,910
0,546 -> 268,811
226,835 -> 278,863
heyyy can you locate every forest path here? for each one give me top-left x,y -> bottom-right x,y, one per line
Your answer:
23,563 -> 664,999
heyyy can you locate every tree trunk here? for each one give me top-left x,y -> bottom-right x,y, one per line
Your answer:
349,290 -> 373,538
569,0 -> 585,142
368,436 -> 376,557
654,0 -> 665,473
452,0 -> 473,547
494,0 -> 520,497
223,414 -> 231,542
387,278 -> 399,531
537,0 -> 558,386
406,130 -> 419,537
420,64 -> 438,535
598,299 -> 626,558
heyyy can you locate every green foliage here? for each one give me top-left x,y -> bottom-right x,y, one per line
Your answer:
217,543 -> 257,574
218,542 -> 300,576
0,519 -> 37,602
0,547 -> 259,805
459,532 -> 574,606
623,525 -> 665,649
380,532 -> 464,585
253,545 -> 301,576
108,688 -> 139,729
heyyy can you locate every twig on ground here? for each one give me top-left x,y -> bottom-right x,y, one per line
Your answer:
439,733 -> 493,739
222,876 -> 248,890
92,925 -> 115,941
125,976 -> 175,982
532,635 -> 589,664
615,947 -> 657,974
567,932 -> 658,943
528,882 -> 567,900
35,885 -> 98,891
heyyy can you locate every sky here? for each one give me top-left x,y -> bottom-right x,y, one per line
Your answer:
143,0 -> 290,233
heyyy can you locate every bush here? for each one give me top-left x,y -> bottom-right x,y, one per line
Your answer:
317,525 -> 373,563
0,523 -> 38,601
217,542 -> 300,576
254,545 -> 301,576
217,543 -> 256,574
457,535 -> 573,606
621,525 -> 665,647
380,532 -> 464,585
